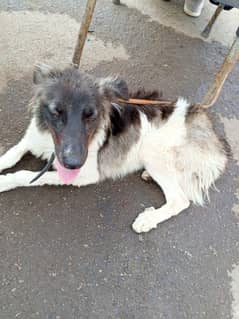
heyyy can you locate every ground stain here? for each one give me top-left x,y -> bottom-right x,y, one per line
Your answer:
0,11 -> 129,86
230,263 -> 239,319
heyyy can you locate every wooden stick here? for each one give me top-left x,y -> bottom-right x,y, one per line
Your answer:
117,98 -> 173,105
72,0 -> 97,66
118,32 -> 239,110
201,32 -> 239,109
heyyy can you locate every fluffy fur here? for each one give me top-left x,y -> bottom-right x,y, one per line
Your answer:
0,64 -> 229,233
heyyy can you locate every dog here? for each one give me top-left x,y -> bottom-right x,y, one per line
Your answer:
0,64 -> 229,233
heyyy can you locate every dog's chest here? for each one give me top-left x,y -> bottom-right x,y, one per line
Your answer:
98,139 -> 143,180
27,118 -> 54,161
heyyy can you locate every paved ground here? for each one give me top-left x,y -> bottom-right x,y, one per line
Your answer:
0,1 -> 239,318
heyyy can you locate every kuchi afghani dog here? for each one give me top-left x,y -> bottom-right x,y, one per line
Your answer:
0,64 -> 229,233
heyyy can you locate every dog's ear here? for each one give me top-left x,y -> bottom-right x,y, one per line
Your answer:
97,76 -> 129,100
33,63 -> 60,84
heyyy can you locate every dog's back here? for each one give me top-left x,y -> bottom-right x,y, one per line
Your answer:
99,92 -> 228,207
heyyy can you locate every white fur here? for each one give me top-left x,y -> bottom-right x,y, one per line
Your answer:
131,101 -> 191,232
0,98 -> 227,233
111,102 -> 122,114
0,118 -> 53,174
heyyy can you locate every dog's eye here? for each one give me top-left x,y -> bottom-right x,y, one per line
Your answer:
42,103 -> 63,118
83,109 -> 96,120
52,108 -> 63,118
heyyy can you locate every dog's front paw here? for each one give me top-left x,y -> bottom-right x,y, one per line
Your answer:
0,174 -> 15,193
132,207 -> 158,233
0,175 -> 9,193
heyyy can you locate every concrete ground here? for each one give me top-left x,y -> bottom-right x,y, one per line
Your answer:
0,0 -> 239,318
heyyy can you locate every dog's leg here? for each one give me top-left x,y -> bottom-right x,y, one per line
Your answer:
0,138 -> 29,173
132,166 -> 190,233
141,170 -> 152,182
0,171 -> 63,192
133,98 -> 191,233
0,118 -> 47,173
0,168 -> 100,193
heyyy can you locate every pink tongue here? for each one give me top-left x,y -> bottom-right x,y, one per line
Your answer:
55,158 -> 80,184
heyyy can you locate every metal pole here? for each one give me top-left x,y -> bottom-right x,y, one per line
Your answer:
201,27 -> 239,108
72,0 -> 97,66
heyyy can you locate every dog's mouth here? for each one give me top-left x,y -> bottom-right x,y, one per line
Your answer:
30,153 -> 81,185
54,157 -> 80,184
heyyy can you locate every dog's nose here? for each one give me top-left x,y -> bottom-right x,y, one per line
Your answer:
62,145 -> 82,169
62,157 -> 81,170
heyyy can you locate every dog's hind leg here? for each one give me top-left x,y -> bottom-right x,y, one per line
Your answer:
132,163 -> 190,233
141,170 -> 152,182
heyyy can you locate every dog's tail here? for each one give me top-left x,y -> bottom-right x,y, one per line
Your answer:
155,98 -> 190,148
167,97 -> 190,124
174,97 -> 190,116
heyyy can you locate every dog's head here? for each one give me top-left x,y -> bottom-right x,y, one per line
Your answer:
33,64 -> 128,169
